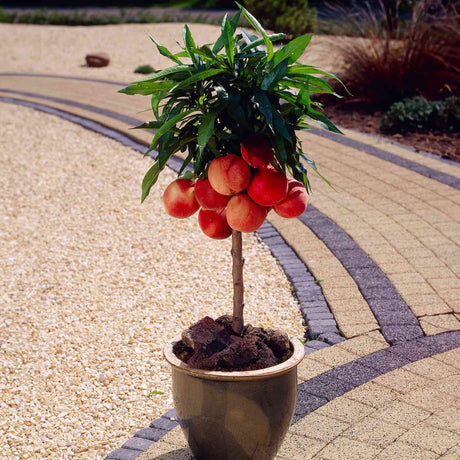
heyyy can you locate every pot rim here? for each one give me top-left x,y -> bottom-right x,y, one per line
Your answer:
163,335 -> 305,381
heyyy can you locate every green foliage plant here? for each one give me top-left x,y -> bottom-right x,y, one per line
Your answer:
134,64 -> 156,74
381,95 -> 460,133
243,0 -> 317,37
120,3 -> 342,334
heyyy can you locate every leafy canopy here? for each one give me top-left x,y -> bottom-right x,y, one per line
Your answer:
120,3 -> 343,203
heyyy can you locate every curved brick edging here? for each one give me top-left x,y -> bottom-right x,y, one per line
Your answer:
310,128 -> 460,191
298,207 -> 424,345
1,97 -> 337,347
2,94 -> 429,347
0,72 -> 126,86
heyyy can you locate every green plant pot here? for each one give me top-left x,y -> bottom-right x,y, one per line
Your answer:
163,336 -> 305,460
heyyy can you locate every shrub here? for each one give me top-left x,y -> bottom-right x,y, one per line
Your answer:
244,0 -> 317,36
334,1 -> 460,108
134,64 -> 155,74
0,8 -> 15,23
381,96 -> 460,133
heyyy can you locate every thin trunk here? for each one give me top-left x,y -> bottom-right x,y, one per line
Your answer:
231,230 -> 244,336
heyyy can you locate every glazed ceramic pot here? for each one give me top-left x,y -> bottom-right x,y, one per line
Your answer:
163,337 -> 305,460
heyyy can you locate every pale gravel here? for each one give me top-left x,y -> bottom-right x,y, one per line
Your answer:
0,102 -> 304,459
0,23 -> 343,83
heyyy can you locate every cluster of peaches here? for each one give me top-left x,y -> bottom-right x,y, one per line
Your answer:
162,135 -> 309,239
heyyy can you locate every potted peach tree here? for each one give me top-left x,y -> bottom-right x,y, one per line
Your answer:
120,4 -> 341,459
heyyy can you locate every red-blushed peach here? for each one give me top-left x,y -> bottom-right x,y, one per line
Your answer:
162,179 -> 199,219
247,165 -> 288,207
194,178 -> 230,210
198,208 -> 232,239
226,193 -> 267,233
273,179 -> 309,218
241,135 -> 274,167
207,154 -> 251,196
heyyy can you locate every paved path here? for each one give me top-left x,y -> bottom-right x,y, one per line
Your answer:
2,74 -> 459,459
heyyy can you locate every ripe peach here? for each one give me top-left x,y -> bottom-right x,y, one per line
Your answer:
226,193 -> 267,233
162,179 -> 199,219
241,135 -> 274,167
207,154 -> 251,196
198,208 -> 232,239
247,165 -> 288,207
194,178 -> 230,210
273,179 -> 309,218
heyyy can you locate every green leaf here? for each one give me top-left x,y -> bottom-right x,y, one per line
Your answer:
151,109 -> 194,148
198,111 -> 218,154
132,120 -> 164,130
253,91 -> 273,129
272,108 -> 292,142
301,153 -> 334,189
221,14 -> 235,68
261,58 -> 289,91
141,160 -> 161,203
127,65 -> 192,85
237,3 -> 273,58
183,25 -> 198,66
212,9 -> 241,54
171,68 -> 228,91
151,91 -> 165,119
149,35 -> 183,65
272,34 -> 312,67
239,32 -> 286,54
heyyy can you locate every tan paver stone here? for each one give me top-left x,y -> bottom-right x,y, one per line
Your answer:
136,442 -> 192,460
439,443 -> 460,459
369,400 -> 431,429
275,433 -> 326,459
315,397 -> 376,424
406,296 -> 452,318
406,257 -> 448,269
396,282 -> 437,297
156,426 -> 189,448
379,262 -> 415,274
315,436 -> 382,460
323,287 -> 361,301
339,324 -> 380,338
404,357 -> 460,380
333,310 -> 378,326
373,441 -> 437,460
328,298 -> 371,312
307,346 -> 360,368
346,382 -> 402,409
430,375 -> 460,399
317,277 -> 358,290
397,423 -> 460,455
297,358 -> 333,383
439,289 -> 460,305
401,387 -> 458,412
340,416 -> 406,447
428,278 -> 460,293
388,272 -> 427,285
418,264 -> 459,280
335,331 -> 388,356
425,407 -> 460,433
419,314 -> 460,335
372,369 -> 430,394
290,413 -> 350,442
433,349 -> 460,370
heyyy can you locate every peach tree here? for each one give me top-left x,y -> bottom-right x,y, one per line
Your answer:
120,4 -> 342,336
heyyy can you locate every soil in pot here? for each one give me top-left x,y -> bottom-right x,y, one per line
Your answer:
172,316 -> 294,372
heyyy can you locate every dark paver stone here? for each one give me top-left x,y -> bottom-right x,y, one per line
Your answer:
293,392 -> 328,423
134,427 -> 169,441
328,361 -> 381,387
105,448 -> 141,460
318,332 -> 346,345
150,416 -> 178,430
357,349 -> 412,372
304,340 -> 330,350
373,309 -> 420,326
122,437 -> 155,451
300,372 -> 356,401
309,325 -> 339,339
305,311 -> 335,320
382,325 -> 424,345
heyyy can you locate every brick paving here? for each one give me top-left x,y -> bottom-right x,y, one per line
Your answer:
2,74 -> 460,459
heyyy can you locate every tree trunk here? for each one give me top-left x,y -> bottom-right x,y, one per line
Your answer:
231,230 -> 244,336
